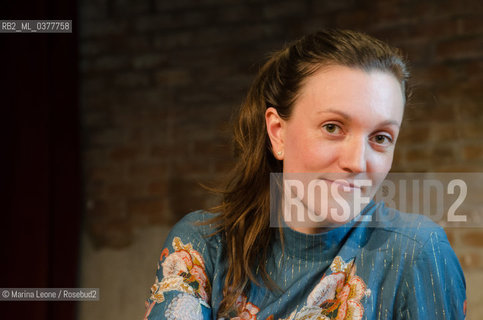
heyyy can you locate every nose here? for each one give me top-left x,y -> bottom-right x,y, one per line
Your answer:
338,136 -> 367,173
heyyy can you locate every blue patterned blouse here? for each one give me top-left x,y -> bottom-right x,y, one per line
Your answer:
143,201 -> 466,320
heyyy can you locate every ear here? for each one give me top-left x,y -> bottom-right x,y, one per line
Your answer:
265,107 -> 285,160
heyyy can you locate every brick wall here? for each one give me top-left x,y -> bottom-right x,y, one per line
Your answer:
79,0 -> 482,317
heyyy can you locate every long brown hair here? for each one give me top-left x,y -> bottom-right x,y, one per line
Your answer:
206,29 -> 409,317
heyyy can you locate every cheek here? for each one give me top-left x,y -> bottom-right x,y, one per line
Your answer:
283,137 -> 308,171
366,151 -> 395,195
284,136 -> 339,172
367,150 -> 395,173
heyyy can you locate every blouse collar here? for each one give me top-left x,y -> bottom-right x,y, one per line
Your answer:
276,200 -> 377,261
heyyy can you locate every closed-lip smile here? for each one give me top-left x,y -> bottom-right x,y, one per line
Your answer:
320,178 -> 361,190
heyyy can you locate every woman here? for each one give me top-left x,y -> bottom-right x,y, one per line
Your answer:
143,29 -> 466,320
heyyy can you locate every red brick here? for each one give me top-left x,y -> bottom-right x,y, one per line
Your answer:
127,197 -> 166,217
311,0 -> 363,14
214,161 -> 234,173
460,15 -> 483,35
455,98 -> 483,121
81,76 -> 107,93
80,2 -> 108,21
132,53 -> 167,69
86,164 -> 124,182
411,65 -> 452,85
114,72 -> 151,88
151,144 -> 185,158
86,199 -> 125,220
88,218 -> 133,248
172,160 -> 209,176
430,124 -> 461,143
127,128 -> 149,143
461,78 -> 483,97
391,148 -> 406,171
431,145 -> 456,162
461,231 -> 483,247
154,0 -> 203,12
109,146 -> 141,161
407,19 -> 460,40
216,5 -> 260,23
436,36 -> 483,62
402,162 -> 432,172
152,32 -> 195,50
167,178 -> 208,218
438,0 -> 483,17
408,103 -> 455,122
434,163 -> 483,172
445,229 -> 457,246
399,40 -> 431,66
106,182 -> 145,197
129,163 -> 168,179
80,40 -> 106,57
115,110 -> 169,127
112,0 -> 150,17
154,69 -> 191,86
135,11 -> 208,32
193,140 -> 230,157
92,55 -> 129,72
397,124 -> 431,144
463,145 -> 483,160
148,180 -> 168,195
88,128 -> 125,146
457,252 -> 483,270
461,121 -> 483,140
263,1 -> 306,20
405,147 -> 430,162
80,19 -> 129,39
335,10 -> 370,28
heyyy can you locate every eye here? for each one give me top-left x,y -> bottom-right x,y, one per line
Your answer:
322,123 -> 343,135
371,134 -> 393,145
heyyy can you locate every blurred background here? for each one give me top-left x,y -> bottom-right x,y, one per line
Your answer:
1,0 -> 482,319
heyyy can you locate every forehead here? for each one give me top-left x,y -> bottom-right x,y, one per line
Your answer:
292,65 -> 404,122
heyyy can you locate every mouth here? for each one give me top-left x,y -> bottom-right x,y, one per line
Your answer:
320,178 -> 362,191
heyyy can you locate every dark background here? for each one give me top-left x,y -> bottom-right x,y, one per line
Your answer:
0,1 -> 80,319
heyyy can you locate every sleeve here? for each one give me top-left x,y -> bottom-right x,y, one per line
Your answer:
143,212 -> 215,320
396,229 -> 467,320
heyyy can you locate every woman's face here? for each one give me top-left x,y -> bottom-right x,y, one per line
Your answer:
266,65 -> 405,230
282,65 -> 404,175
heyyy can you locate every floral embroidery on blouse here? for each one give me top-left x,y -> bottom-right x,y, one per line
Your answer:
282,256 -> 370,320
143,300 -> 156,320
149,237 -> 212,305
229,293 -> 260,320
165,293 -> 204,320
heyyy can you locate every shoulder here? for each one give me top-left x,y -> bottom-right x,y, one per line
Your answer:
154,210 -> 224,293
361,203 -> 466,318
365,202 -> 457,267
371,201 -> 450,248
168,210 -> 220,238
145,211 -> 222,317
161,210 -> 223,256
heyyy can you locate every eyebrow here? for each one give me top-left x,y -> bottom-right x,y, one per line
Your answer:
317,109 -> 401,128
